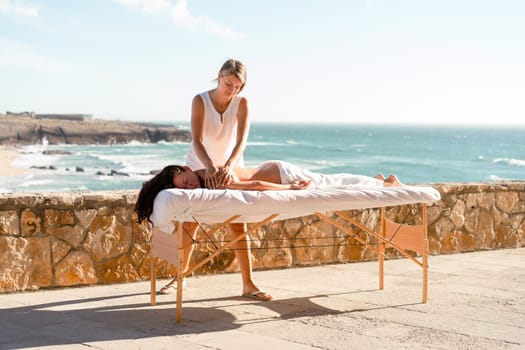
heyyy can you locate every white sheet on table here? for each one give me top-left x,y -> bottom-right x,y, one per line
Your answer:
150,186 -> 441,233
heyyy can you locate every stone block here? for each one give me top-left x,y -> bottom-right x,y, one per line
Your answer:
337,233 -> 369,262
51,237 -> 72,264
192,249 -> 235,275
48,225 -> 85,247
464,208 -> 480,233
55,251 -> 97,286
21,209 -> 41,236
510,213 -> 524,230
478,209 -> 495,249
133,220 -> 152,243
495,224 -> 518,248
441,231 -> 460,253
284,218 -> 303,235
466,193 -> 495,210
459,231 -> 478,251
96,255 -> 140,283
430,217 -> 455,241
0,210 -> 19,235
427,205 -> 443,226
294,221 -> 336,265
138,253 -> 177,280
260,248 -> 293,268
511,201 -> 525,214
83,215 -> 131,261
45,209 -> 75,227
130,242 -> 148,268
0,236 -> 52,292
113,206 -> 132,224
251,223 -> 293,269
76,209 -> 97,228
450,200 -> 465,227
520,220 -> 525,246
496,192 -> 518,213
428,235 -> 442,255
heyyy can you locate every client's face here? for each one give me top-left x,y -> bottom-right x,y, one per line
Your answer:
172,170 -> 201,189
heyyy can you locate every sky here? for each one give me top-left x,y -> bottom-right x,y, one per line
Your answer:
1,0 -> 525,125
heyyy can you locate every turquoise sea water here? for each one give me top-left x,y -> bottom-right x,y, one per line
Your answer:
2,123 -> 524,193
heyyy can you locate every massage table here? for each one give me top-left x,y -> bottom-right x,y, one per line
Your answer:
148,185 -> 441,322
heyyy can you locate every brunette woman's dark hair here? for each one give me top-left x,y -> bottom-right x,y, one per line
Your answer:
134,165 -> 185,224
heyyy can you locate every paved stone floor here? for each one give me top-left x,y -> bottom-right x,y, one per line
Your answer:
1,248 -> 524,349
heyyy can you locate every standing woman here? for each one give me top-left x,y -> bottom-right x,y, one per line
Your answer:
161,59 -> 273,301
186,59 -> 249,187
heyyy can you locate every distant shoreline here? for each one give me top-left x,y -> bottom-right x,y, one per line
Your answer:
0,146 -> 29,176
0,114 -> 191,146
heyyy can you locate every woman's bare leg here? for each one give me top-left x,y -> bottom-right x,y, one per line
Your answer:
161,222 -> 273,300
229,223 -> 273,301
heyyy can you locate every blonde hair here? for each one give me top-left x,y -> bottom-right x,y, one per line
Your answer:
217,59 -> 247,91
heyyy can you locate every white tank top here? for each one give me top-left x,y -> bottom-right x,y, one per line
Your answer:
185,91 -> 245,170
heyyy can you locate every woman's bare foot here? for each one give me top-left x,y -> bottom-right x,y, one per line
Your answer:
375,173 -> 385,181
383,174 -> 403,187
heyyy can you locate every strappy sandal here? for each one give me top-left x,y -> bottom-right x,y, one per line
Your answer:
241,290 -> 273,301
159,279 -> 187,294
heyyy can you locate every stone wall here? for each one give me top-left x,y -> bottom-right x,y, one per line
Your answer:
1,182 -> 524,293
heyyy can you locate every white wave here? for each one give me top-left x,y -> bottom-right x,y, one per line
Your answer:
247,141 -> 291,147
20,144 -> 49,154
489,174 -> 506,181
176,124 -> 190,131
124,139 -> 187,146
493,158 -> 525,167
12,152 -> 62,169
18,178 -> 55,187
127,140 -> 145,146
88,153 -> 124,165
0,174 -> 33,193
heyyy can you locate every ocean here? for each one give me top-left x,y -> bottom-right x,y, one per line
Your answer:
2,123 -> 524,193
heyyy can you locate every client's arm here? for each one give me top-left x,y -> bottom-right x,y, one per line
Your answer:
225,179 -> 311,191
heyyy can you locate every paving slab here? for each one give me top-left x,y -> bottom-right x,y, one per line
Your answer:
1,248 -> 524,350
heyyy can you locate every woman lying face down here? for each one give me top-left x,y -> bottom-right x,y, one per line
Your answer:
134,160 -> 402,224
170,161 -> 403,191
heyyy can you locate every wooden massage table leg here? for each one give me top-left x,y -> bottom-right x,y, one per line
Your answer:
150,248 -> 156,306
422,204 -> 428,303
327,205 -> 429,303
379,204 -> 429,303
379,207 -> 386,291
176,221 -> 184,322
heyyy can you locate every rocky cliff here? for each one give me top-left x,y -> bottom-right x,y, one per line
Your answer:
0,114 -> 191,145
